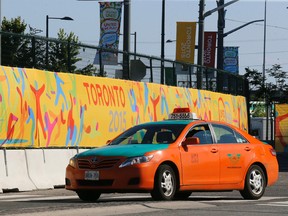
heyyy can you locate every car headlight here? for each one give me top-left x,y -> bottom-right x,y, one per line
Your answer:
69,156 -> 77,168
119,155 -> 154,168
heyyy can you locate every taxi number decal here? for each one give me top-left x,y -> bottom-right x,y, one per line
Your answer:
191,153 -> 199,163
85,171 -> 99,181
169,112 -> 192,120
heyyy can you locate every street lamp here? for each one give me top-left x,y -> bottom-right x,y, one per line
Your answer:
45,15 -> 73,68
166,39 -> 199,49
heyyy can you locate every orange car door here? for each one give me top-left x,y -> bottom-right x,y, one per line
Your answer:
180,124 -> 219,185
212,124 -> 253,184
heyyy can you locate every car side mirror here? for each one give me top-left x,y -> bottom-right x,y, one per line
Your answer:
182,137 -> 200,146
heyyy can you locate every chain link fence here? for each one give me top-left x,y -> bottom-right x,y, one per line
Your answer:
1,31 -> 248,97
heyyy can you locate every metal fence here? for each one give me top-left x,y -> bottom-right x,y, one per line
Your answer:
1,31 -> 248,97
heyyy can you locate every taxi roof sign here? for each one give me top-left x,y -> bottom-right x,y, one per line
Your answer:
169,108 -> 199,120
172,107 -> 190,113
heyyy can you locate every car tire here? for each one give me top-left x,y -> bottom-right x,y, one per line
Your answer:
174,191 -> 192,200
151,164 -> 176,201
76,190 -> 101,201
240,165 -> 266,200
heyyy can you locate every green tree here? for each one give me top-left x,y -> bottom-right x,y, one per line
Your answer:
48,29 -> 80,72
1,16 -> 28,67
47,28 -> 99,76
2,17 -> 100,76
1,17 -> 47,69
244,64 -> 288,117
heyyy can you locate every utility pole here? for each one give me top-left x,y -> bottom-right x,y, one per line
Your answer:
217,0 -> 225,70
197,0 -> 205,89
122,0 -> 131,80
160,0 -> 165,84
197,0 -> 238,89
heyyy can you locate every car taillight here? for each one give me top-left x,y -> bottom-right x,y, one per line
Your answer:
270,148 -> 277,156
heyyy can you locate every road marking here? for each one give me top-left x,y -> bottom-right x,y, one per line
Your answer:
0,195 -> 42,200
257,200 -> 288,207
1,194 -> 287,204
8,202 -> 215,216
0,195 -> 78,202
198,196 -> 286,203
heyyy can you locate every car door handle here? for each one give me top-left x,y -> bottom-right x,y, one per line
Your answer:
244,147 -> 251,151
211,148 -> 218,153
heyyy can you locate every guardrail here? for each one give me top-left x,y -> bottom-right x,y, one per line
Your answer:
1,31 -> 248,96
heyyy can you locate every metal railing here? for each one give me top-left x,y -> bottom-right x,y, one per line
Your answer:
0,31 -> 248,96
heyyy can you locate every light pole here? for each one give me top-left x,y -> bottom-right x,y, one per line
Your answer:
120,32 -> 137,60
131,32 -> 137,60
263,0 -> 269,141
45,15 -> 73,68
216,19 -> 264,71
122,0 -> 131,80
77,0 -> 130,79
160,0 -> 165,84
197,0 -> 205,89
197,0 -> 239,89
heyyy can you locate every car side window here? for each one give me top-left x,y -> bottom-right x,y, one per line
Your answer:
212,124 -> 237,144
235,132 -> 249,143
186,124 -> 213,144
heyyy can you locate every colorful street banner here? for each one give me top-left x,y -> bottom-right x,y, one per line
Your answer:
176,22 -> 197,64
223,46 -> 239,74
275,104 -> 288,152
204,32 -> 217,68
0,66 -> 248,148
94,2 -> 123,65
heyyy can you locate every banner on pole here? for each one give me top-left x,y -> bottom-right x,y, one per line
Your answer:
94,2 -> 123,65
223,46 -> 239,74
204,32 -> 217,68
175,22 -> 197,64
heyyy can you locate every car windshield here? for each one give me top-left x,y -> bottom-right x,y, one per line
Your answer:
108,123 -> 187,145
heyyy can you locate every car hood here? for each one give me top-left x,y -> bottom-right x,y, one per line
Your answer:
76,144 -> 169,158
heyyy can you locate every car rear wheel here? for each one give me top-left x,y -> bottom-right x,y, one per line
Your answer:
76,190 -> 101,201
240,165 -> 266,200
151,164 -> 176,201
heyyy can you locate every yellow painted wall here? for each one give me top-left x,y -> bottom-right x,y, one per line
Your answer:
275,104 -> 288,152
0,66 -> 248,148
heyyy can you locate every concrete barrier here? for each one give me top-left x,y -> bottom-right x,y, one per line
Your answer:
0,148 -> 91,193
0,149 -> 37,192
25,149 -> 54,189
0,149 -> 5,193
43,149 -> 77,187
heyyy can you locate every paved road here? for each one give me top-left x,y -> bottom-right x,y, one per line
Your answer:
0,172 -> 287,216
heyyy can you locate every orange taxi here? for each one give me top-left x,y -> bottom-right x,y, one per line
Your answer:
65,108 -> 278,201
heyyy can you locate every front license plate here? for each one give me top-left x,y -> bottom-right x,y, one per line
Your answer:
85,171 -> 99,180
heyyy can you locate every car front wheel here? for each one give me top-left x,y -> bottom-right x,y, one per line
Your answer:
240,165 -> 266,200
151,164 -> 176,201
76,190 -> 101,201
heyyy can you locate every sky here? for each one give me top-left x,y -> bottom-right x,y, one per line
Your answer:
3,0 -> 288,76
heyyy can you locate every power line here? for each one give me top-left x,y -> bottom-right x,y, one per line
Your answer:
242,50 -> 288,55
226,18 -> 288,31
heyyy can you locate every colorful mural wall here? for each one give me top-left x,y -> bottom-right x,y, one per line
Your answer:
275,104 -> 288,152
0,66 -> 248,148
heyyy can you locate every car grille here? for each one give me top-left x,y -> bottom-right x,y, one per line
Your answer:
77,158 -> 120,169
